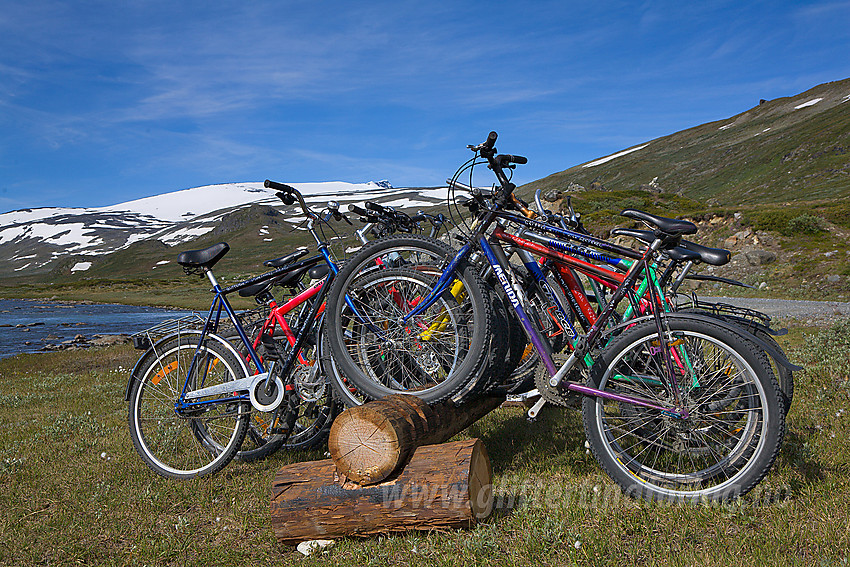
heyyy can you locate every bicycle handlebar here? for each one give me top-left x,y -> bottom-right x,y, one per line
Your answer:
265,179 -> 315,219
348,203 -> 369,217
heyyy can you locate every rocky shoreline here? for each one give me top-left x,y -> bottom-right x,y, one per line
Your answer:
4,321 -> 133,353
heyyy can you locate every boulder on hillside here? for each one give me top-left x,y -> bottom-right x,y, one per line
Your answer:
744,249 -> 776,266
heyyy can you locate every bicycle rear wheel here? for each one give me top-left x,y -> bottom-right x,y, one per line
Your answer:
582,316 -> 784,502
128,334 -> 251,479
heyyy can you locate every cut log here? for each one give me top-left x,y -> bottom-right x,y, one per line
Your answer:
328,394 -> 503,485
327,402 -> 414,485
270,438 -> 492,544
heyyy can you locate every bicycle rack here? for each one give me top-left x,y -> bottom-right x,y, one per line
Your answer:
130,313 -> 206,350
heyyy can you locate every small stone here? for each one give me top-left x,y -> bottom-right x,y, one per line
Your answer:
759,282 -> 768,290
542,189 -> 563,202
574,541 -> 582,549
828,275 -> 841,283
100,452 -> 107,459
296,540 -> 335,556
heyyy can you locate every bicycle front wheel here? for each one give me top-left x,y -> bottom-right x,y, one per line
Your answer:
325,265 -> 489,403
323,235 -> 493,404
128,334 -> 251,479
582,316 -> 785,503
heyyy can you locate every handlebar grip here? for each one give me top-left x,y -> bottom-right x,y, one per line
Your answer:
503,154 -> 527,165
483,131 -> 497,148
264,179 -> 295,192
365,201 -> 385,212
409,214 -> 428,222
348,204 -> 369,216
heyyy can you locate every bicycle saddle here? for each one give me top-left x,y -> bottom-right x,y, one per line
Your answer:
678,240 -> 731,266
264,248 -> 309,268
177,242 -> 230,270
620,209 -> 697,236
238,262 -> 320,298
308,264 -> 329,280
611,228 -> 701,263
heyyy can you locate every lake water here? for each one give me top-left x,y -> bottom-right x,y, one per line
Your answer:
0,299 -> 195,359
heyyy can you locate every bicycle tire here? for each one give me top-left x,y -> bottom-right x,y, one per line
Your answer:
324,254 -> 492,403
678,308 -> 794,416
128,334 -> 251,479
581,316 -> 784,502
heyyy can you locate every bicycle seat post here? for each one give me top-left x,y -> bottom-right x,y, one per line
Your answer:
204,267 -> 221,290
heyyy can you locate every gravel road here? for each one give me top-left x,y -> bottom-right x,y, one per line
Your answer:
695,296 -> 850,326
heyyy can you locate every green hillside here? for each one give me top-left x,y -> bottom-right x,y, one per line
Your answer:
521,78 -> 850,205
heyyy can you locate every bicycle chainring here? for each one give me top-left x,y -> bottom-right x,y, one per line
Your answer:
534,353 -> 584,408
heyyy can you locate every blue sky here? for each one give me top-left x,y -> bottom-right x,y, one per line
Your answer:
2,0 -> 849,212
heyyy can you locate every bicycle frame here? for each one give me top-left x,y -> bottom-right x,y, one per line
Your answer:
400,217 -> 689,419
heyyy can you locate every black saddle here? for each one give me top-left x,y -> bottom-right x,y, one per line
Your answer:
238,259 -> 324,299
264,248 -> 309,268
611,228 -> 725,265
620,209 -> 697,236
308,264 -> 329,280
678,240 -> 731,266
177,242 -> 229,270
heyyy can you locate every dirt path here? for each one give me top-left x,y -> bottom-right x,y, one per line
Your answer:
698,296 -> 850,326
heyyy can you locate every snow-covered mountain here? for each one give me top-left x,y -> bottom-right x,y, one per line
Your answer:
0,181 -> 447,277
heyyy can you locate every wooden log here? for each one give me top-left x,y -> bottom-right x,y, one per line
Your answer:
422,395 -> 505,445
270,438 -> 492,544
327,402 -> 414,485
328,394 -> 503,485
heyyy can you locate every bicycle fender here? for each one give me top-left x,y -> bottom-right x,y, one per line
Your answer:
711,312 -> 788,337
123,331 -> 251,401
664,312 -> 803,372
126,347 -> 158,401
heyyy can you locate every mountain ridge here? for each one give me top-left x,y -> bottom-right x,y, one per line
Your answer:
0,181 -> 446,278
3,78 -> 849,285
521,78 -> 850,205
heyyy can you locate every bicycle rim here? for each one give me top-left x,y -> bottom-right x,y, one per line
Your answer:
583,322 -> 782,501
129,337 -> 250,479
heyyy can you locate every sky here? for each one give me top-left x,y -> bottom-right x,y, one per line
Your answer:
1,0 -> 849,213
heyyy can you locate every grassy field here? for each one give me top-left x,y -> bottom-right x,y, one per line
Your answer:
1,322 -> 848,566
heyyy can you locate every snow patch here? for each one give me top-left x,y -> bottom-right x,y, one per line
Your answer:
583,145 -> 649,168
794,98 -> 823,110
841,94 -> 850,103
71,262 -> 92,272
718,123 -> 734,130
156,260 -> 170,265
159,226 -> 216,245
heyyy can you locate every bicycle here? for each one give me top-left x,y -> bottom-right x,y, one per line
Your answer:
126,182 -> 344,478
323,131 -> 787,502
480,190 -> 797,417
